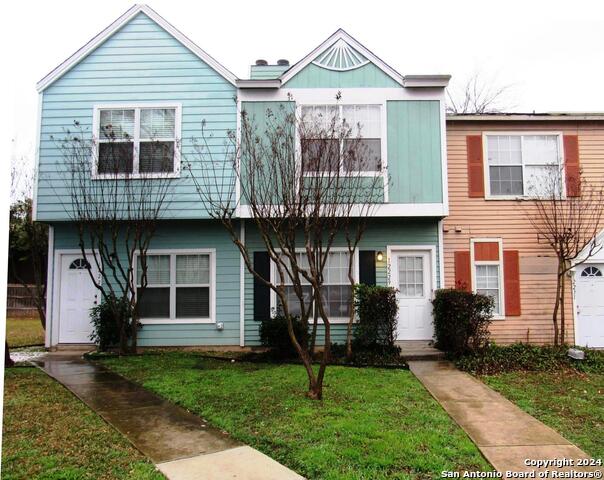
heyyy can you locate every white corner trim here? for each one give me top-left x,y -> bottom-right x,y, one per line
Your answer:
437,220 -> 445,289
44,225 -> 54,348
36,4 -> 237,92
280,29 -> 405,87
32,91 -> 43,221
239,220 -> 246,347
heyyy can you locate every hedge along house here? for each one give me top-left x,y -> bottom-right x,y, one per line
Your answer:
445,113 -> 604,347
35,4 -> 451,349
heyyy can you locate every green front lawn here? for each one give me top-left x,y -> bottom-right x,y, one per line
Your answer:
2,367 -> 164,480
101,352 -> 490,479
482,371 -> 604,458
6,317 -> 45,347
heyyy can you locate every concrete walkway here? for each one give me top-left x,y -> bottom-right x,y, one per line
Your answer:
33,353 -> 303,480
409,361 -> 602,477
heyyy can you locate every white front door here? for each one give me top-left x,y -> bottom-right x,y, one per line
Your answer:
391,250 -> 434,340
58,254 -> 99,343
576,264 -> 604,348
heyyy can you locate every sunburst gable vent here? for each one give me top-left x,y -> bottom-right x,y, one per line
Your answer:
311,39 -> 369,71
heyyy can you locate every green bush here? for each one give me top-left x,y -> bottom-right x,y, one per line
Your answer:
259,313 -> 308,358
353,284 -> 399,352
432,288 -> 493,356
89,297 -> 130,351
456,343 -> 604,375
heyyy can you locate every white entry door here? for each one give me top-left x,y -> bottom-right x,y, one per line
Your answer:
575,264 -> 604,348
391,250 -> 434,340
58,254 -> 99,343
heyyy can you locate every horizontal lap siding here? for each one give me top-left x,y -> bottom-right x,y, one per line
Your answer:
243,218 -> 440,346
445,121 -> 604,344
53,220 -> 242,346
285,63 -> 400,88
36,12 -> 236,221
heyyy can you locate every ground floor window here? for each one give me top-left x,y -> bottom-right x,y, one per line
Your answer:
136,250 -> 214,322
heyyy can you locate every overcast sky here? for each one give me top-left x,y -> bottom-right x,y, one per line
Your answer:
3,0 -> 604,173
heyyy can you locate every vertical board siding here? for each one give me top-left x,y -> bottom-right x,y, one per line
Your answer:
445,120 -> 604,344
36,12 -> 237,221
243,218 -> 440,345
52,220 -> 242,346
285,63 -> 400,88
387,101 -> 443,203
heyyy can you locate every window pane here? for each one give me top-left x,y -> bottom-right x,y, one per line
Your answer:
138,255 -> 170,285
398,256 -> 424,298
176,254 -> 210,284
140,108 -> 176,139
523,135 -> 558,165
137,287 -> 170,318
139,141 -> 175,173
176,287 -> 210,318
99,109 -> 135,139
490,166 -> 523,195
487,135 -> 522,165
344,139 -> 381,171
98,143 -> 134,174
525,165 -> 560,198
476,265 -> 500,314
301,105 -> 339,132
301,138 -> 340,171
281,285 -> 313,316
342,105 -> 381,138
321,284 -> 352,317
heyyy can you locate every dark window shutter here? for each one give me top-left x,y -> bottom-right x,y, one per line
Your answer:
503,250 -> 521,316
563,135 -> 581,197
253,251 -> 271,322
359,251 -> 376,286
454,251 -> 471,291
467,135 -> 485,198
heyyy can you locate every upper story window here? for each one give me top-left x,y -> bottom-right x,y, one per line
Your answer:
94,104 -> 181,178
300,105 -> 381,173
485,134 -> 562,198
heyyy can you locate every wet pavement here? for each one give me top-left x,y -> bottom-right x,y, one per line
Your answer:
33,353 -> 304,479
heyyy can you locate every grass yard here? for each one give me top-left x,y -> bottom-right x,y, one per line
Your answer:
5,317 -> 45,347
2,367 -> 164,480
482,371 -> 604,459
101,352 -> 490,479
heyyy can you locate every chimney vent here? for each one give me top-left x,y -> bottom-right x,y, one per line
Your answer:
277,59 -> 290,66
255,59 -> 268,66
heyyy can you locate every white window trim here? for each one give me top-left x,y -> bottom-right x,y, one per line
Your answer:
298,103 -> 384,178
482,131 -> 566,201
269,247 -> 359,324
134,248 -> 216,324
91,102 -> 182,180
470,238 -> 505,320
386,245 -> 437,300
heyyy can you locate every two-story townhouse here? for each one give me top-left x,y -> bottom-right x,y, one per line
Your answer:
445,114 -> 604,347
35,4 -> 451,350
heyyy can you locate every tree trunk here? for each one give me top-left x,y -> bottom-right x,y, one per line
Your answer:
552,260 -> 563,345
5,341 -> 14,368
37,304 -> 46,331
560,267 -> 566,345
308,288 -> 319,355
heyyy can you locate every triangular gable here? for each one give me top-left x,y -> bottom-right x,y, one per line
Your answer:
280,29 -> 405,87
36,4 -> 237,92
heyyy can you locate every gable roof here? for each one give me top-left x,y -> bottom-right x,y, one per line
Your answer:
36,4 -> 237,92
280,29 -> 406,87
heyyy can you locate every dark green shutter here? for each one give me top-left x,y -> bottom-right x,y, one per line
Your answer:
253,251 -> 271,321
359,251 -> 376,286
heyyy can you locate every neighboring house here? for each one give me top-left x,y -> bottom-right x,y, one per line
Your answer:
445,113 -> 604,347
35,4 -> 450,349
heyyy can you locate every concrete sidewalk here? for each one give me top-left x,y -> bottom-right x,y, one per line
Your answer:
409,361 -> 602,478
34,353 -> 304,480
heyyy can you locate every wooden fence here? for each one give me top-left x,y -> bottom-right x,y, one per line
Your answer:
7,284 -> 42,316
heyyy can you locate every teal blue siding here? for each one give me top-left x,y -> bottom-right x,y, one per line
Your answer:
52,220 -> 242,346
250,65 -> 289,79
387,101 -> 443,203
37,12 -> 237,221
243,218 -> 440,346
285,63 -> 400,88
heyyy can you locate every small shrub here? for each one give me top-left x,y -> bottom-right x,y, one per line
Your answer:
259,313 -> 308,358
89,297 -> 130,351
353,284 -> 399,351
432,288 -> 493,356
456,343 -> 604,375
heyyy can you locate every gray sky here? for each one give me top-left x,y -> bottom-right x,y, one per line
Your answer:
3,0 -> 604,174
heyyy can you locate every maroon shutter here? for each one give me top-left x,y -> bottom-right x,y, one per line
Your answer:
454,251 -> 472,292
563,135 -> 580,197
467,135 -> 485,198
503,250 -> 521,316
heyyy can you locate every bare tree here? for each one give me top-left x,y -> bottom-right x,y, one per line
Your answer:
187,96 -> 381,399
54,121 -> 175,353
446,73 -> 513,115
524,166 -> 604,344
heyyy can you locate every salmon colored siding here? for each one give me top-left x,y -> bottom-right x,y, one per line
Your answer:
445,120 -> 604,344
